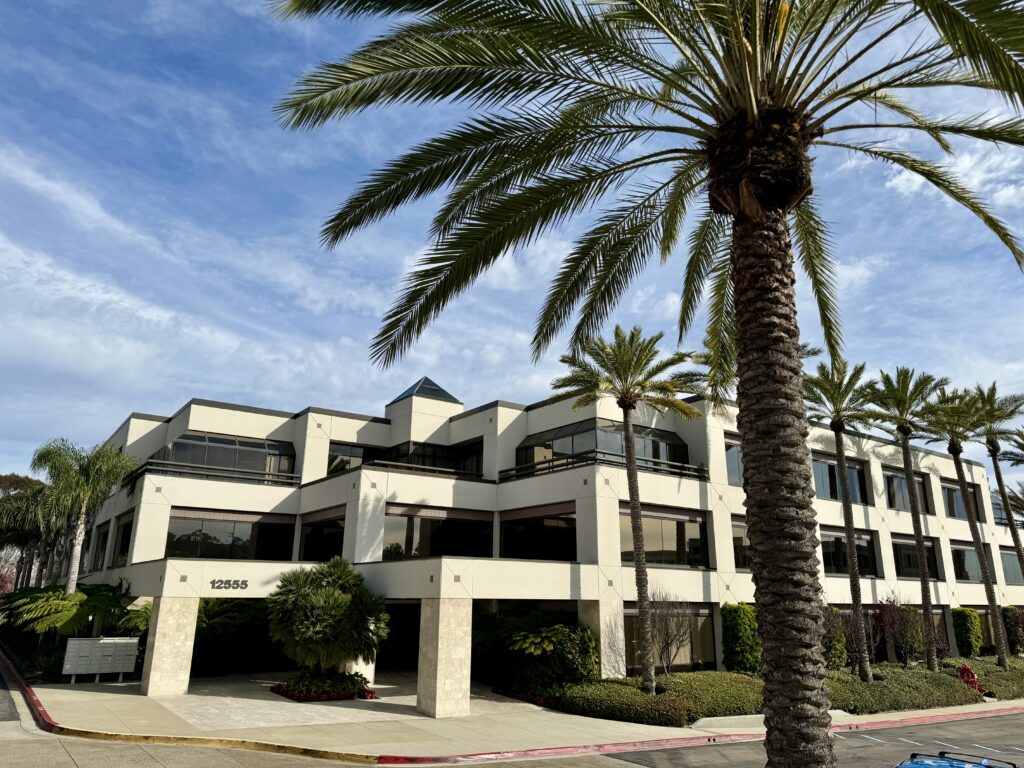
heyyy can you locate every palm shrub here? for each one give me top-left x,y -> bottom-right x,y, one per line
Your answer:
276,0 -> 1024,762
953,607 -> 984,658
1,582 -> 131,636
805,358 -> 875,681
266,557 -> 388,683
551,325 -> 699,694
923,388 -> 1012,668
721,603 -> 760,673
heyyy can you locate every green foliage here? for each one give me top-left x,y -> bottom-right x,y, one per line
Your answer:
116,603 -> 152,637
944,655 -> 1024,699
823,607 -> 847,671
280,669 -> 369,696
826,664 -> 981,715
1005,606 -> 1024,655
266,557 -> 388,673
659,671 -> 764,720
720,603 -> 760,673
558,679 -> 690,727
506,624 -> 600,696
953,607 -> 984,658
875,600 -> 924,666
1,582 -> 130,636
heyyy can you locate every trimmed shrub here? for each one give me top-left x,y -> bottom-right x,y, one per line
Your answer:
271,670 -> 374,702
943,656 -> 1024,700
952,608 -> 983,658
721,603 -> 760,673
827,663 -> 981,714
875,600 -> 923,666
823,606 -> 848,670
557,680 -> 689,727
659,671 -> 763,720
506,623 -> 600,696
1003,606 -> 1024,655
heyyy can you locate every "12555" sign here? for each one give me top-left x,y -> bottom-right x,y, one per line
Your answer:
209,579 -> 248,590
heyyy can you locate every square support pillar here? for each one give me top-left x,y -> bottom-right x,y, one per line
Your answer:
579,599 -> 626,678
141,596 -> 199,696
417,598 -> 472,718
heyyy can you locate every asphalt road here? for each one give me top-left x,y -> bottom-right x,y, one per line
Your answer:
0,671 -> 19,721
2,711 -> 1024,767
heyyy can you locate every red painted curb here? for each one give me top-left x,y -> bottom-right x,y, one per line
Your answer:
832,703 -> 1024,732
0,647 -> 59,733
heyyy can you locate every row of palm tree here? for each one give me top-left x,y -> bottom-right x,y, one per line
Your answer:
0,441 -> 136,596
805,363 -> 1024,679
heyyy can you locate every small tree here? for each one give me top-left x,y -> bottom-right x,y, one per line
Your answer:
1003,606 -> 1024,656
721,603 -> 760,673
649,587 -> 692,674
953,607 -> 984,658
267,557 -> 388,675
875,597 -> 923,667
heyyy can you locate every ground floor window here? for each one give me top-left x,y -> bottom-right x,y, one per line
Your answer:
500,512 -> 576,561
166,514 -> 293,560
624,603 -> 715,673
381,512 -> 491,561
300,517 -> 346,561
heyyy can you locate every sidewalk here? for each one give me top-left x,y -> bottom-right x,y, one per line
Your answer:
5,658 -> 1024,764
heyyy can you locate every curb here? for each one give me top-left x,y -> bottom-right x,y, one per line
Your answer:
3,648 -> 1024,765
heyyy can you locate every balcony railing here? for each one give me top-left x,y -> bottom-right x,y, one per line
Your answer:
498,450 -> 709,482
326,459 -> 488,482
125,459 -> 301,488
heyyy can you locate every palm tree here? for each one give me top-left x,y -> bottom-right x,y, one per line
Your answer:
0,485 -> 47,590
804,358 -> 875,682
922,389 -> 1011,669
31,440 -> 137,595
864,368 -> 946,671
973,384 -> 1024,581
275,1 -> 1024,763
1005,431 -> 1024,467
551,325 -> 699,695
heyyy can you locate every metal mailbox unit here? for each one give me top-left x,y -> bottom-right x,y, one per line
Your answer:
62,637 -> 140,682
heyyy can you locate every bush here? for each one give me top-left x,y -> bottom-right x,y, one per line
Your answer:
507,623 -> 600,696
271,670 -> 374,702
659,672 -> 764,720
721,603 -> 760,673
557,680 -> 690,727
827,663 -> 981,714
1003,607 -> 1024,655
823,606 -> 847,670
875,599 -> 923,666
952,608 -> 983,658
943,656 -> 1024,700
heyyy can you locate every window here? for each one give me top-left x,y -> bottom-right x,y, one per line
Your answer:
501,514 -> 576,562
300,518 -> 346,561
385,440 -> 483,476
942,483 -> 985,522
821,529 -> 879,577
165,516 -> 293,560
951,544 -> 986,583
90,523 -> 110,571
111,512 -> 134,568
813,456 -> 869,504
732,521 -> 751,571
625,605 -> 715,673
159,431 -> 296,478
515,419 -> 689,469
327,442 -> 385,476
884,471 -> 932,515
725,442 -> 744,487
891,538 -> 941,580
381,514 -> 492,561
620,512 -> 708,569
1001,549 -> 1024,586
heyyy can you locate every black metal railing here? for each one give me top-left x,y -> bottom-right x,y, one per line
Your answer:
325,459 -> 487,482
125,459 -> 301,488
498,450 -> 709,482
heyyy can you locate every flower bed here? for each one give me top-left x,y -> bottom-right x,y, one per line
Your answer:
269,669 -> 376,703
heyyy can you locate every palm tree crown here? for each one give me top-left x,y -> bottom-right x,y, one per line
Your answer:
1002,430 -> 1024,467
552,325 -> 702,416
277,0 -> 1024,371
804,358 -> 875,431
865,368 -> 950,440
974,384 -> 1024,450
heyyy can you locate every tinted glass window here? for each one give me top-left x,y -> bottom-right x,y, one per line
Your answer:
821,531 -> 878,577
301,519 -> 346,561
164,517 -> 291,561
1002,550 -> 1024,585
892,540 -> 940,580
91,524 -> 110,570
172,441 -> 206,465
112,515 -> 134,568
382,515 -> 492,561
884,473 -> 931,514
732,523 -> 751,570
501,515 -> 576,561
166,518 -> 200,558
814,458 -> 868,504
725,443 -> 743,487
620,515 -> 708,569
952,547 -> 983,582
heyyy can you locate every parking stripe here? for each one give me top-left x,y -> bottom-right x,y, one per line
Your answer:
935,741 -> 963,751
861,735 -> 886,743
971,744 -> 1002,752
898,738 -> 923,746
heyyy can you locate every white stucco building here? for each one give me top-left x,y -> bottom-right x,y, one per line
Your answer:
80,378 -> 1024,717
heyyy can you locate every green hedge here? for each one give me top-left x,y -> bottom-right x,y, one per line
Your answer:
1003,607 -> 1024,655
659,672 -> 764,720
827,664 -> 981,714
558,680 -> 689,727
721,603 -> 760,673
952,608 -> 983,658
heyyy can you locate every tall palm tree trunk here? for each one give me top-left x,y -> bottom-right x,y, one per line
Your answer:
622,405 -> 656,695
43,541 -> 56,586
898,432 -> 939,671
989,442 -> 1024,579
31,548 -> 43,587
13,553 -> 25,591
64,500 -> 88,595
730,211 -> 835,768
951,448 -> 1010,669
833,428 -> 872,682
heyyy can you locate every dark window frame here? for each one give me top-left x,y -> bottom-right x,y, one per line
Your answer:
820,528 -> 880,578
891,537 -> 942,581
812,454 -> 871,505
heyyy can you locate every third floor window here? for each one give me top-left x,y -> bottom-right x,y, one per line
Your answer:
884,471 -> 932,515
813,456 -> 869,505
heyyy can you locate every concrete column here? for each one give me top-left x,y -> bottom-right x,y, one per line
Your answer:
578,599 -> 626,678
141,596 -> 200,696
417,598 -> 472,718
343,473 -> 386,564
576,474 -> 622,566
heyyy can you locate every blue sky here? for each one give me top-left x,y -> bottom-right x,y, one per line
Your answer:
1,1 -> 1022,487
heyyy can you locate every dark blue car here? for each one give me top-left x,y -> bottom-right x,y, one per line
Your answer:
897,753 -> 1019,768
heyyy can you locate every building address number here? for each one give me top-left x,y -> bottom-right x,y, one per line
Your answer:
209,579 -> 248,590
